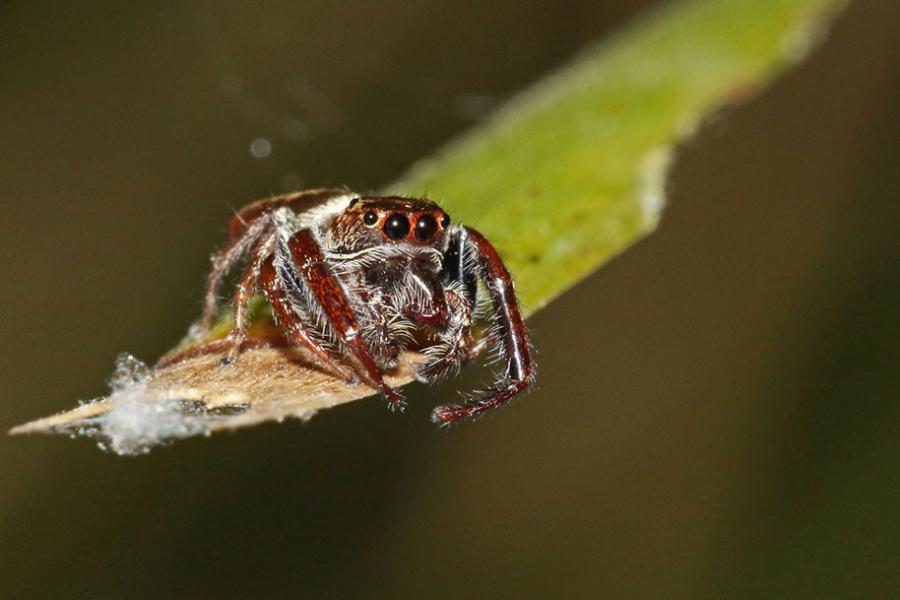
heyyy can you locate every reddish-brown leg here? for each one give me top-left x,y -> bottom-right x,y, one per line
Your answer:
223,229 -> 276,363
199,237 -> 243,331
198,188 -> 349,332
288,229 -> 406,411
259,257 -> 356,382
198,217 -> 270,331
431,226 -> 535,425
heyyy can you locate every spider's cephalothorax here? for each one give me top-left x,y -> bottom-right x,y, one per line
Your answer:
196,188 -> 534,424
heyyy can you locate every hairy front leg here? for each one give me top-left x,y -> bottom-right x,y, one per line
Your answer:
431,227 -> 535,425
288,229 -> 406,411
259,257 -> 355,382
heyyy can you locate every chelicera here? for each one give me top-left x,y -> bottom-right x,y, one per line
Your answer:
195,188 -> 534,424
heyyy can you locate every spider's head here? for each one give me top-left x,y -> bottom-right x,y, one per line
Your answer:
331,196 -> 452,251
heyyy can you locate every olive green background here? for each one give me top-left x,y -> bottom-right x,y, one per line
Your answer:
1,1 -> 898,598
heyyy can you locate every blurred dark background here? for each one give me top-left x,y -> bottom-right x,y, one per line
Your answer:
1,1 -> 898,598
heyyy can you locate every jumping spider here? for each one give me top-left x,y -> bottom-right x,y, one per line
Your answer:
195,188 -> 534,424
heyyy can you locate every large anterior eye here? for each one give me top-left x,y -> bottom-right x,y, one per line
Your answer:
415,214 -> 438,241
383,213 -> 410,240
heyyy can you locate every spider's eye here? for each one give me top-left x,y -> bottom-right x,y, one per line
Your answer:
363,211 -> 378,226
440,213 -> 450,228
415,214 -> 438,242
383,213 -> 410,240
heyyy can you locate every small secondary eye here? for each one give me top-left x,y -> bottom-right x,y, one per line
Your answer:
415,214 -> 438,241
383,213 -> 410,240
440,213 -> 450,228
363,211 -> 378,226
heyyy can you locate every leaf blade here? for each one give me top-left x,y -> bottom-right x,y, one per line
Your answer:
10,0 -> 846,453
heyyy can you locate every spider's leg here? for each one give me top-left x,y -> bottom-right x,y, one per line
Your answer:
287,229 -> 406,411
441,221 -> 479,306
259,256 -> 356,382
198,217 -> 270,332
431,226 -> 535,425
222,227 -> 276,363
197,188 -> 351,332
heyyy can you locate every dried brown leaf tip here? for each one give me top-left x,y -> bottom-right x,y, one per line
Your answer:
10,316 -> 422,455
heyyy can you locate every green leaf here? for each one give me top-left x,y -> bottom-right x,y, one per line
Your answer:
391,0 -> 844,314
10,0 -> 846,454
